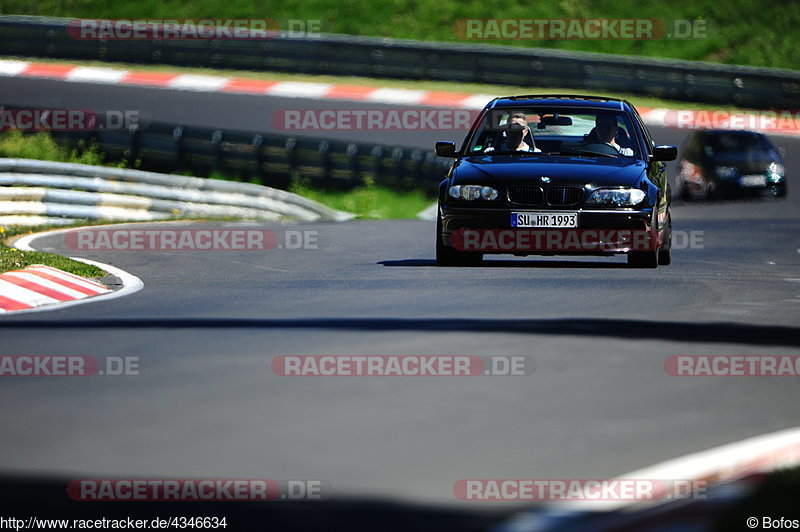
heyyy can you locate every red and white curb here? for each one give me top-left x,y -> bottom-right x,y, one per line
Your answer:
0,59 -> 494,108
2,59 -> 799,137
0,264 -> 109,312
1,228 -> 144,314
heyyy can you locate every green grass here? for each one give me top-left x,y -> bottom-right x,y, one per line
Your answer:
2,0 -> 798,70
291,179 -> 433,219
0,130 -> 118,165
0,223 -> 107,276
0,247 -> 106,276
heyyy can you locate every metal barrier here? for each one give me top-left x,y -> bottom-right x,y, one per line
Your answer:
0,104 -> 451,193
0,158 -> 353,225
1,15 -> 799,108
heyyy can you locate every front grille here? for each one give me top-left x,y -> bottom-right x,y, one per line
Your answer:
546,186 -> 584,206
507,186 -> 543,205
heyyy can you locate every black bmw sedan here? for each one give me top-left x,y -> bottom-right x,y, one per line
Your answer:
434,95 -> 677,268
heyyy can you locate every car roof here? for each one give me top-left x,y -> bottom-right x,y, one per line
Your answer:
486,95 -> 631,112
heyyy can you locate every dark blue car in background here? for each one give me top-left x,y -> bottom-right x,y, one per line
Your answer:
676,129 -> 786,200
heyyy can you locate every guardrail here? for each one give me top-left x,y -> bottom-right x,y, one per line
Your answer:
1,15 -> 799,108
0,104 -> 452,193
0,158 -> 354,225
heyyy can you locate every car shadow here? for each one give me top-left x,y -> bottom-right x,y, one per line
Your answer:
378,259 -> 629,269
2,317 -> 798,346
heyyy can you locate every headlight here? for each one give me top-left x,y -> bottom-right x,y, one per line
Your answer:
586,188 -> 646,206
448,185 -> 499,201
715,166 -> 738,179
768,162 -> 784,183
480,186 -> 498,200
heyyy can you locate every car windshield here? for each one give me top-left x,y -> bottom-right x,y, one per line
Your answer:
465,106 -> 641,159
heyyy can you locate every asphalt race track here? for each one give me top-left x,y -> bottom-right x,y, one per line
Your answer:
1,77 -> 799,517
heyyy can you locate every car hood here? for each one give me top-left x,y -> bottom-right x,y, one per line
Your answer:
451,155 -> 647,188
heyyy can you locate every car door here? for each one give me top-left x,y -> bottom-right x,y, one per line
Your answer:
631,107 -> 669,236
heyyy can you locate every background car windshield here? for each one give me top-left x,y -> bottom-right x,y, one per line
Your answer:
706,132 -> 774,155
466,107 -> 640,158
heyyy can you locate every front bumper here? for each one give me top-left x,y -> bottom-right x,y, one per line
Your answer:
439,204 -> 656,255
717,180 -> 786,197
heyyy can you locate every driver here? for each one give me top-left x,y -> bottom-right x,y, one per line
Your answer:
592,115 -> 634,156
503,122 -> 534,152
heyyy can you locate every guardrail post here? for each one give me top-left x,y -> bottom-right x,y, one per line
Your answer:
285,137 -> 297,181
370,47 -> 385,77
127,125 -> 140,168
368,145 -> 383,185
211,130 -> 223,175
346,143 -> 359,184
318,140 -> 331,184
391,147 -> 404,185
409,149 -> 425,187
252,134 -> 266,184
172,127 -> 184,173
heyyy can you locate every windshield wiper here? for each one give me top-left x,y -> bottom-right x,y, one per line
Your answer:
482,150 -> 536,155
559,148 -> 620,158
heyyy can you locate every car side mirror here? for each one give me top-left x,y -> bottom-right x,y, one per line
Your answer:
435,141 -> 457,158
652,145 -> 677,162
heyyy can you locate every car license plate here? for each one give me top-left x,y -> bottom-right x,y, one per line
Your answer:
740,174 -> 767,187
511,211 -> 579,228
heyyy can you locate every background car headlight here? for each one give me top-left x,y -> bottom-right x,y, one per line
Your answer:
448,185 -> 498,201
586,188 -> 646,206
715,166 -> 738,179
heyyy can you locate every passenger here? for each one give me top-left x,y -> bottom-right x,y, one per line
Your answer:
590,115 -> 634,156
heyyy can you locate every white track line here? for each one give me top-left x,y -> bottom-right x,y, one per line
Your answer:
555,426 -> 800,513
